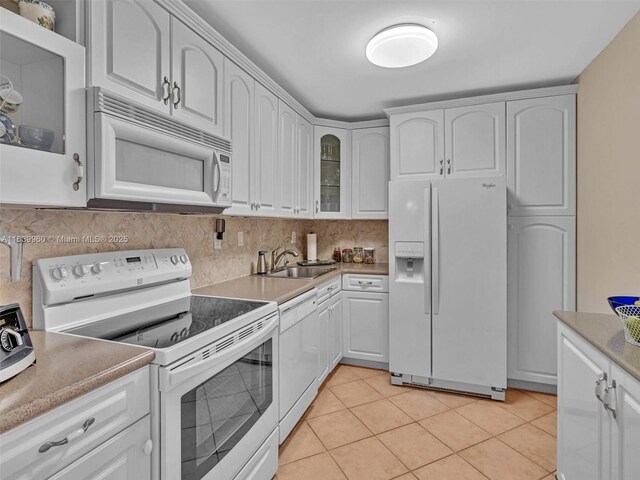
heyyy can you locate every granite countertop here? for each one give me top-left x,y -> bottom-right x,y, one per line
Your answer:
193,263 -> 389,304
554,310 -> 640,382
0,331 -> 154,434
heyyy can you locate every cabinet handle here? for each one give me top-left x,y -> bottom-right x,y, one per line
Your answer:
172,82 -> 181,108
602,380 -> 617,418
595,372 -> 607,402
357,281 -> 374,286
446,159 -> 451,175
439,159 -> 444,176
161,76 -> 171,105
315,200 -> 319,214
39,417 -> 95,453
142,439 -> 153,456
72,153 -> 83,191
257,201 -> 261,209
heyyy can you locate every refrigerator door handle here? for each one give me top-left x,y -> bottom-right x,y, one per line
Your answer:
432,187 -> 440,315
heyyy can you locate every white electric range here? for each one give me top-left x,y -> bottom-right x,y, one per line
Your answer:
32,248 -> 279,480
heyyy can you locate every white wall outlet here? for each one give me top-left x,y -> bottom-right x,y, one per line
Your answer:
238,231 -> 244,247
214,238 -> 222,250
291,231 -> 296,244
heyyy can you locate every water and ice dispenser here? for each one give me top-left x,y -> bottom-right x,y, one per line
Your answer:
394,241 -> 425,283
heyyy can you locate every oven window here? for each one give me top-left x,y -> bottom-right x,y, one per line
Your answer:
180,339 -> 273,480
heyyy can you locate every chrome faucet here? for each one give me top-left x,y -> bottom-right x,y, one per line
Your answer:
271,247 -> 299,272
0,231 -> 24,281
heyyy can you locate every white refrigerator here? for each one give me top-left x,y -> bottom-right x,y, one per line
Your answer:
389,177 -> 507,400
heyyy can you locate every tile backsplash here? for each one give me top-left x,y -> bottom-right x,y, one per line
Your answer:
0,208 -> 387,328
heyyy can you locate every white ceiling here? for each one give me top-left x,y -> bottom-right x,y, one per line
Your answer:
184,0 -> 640,121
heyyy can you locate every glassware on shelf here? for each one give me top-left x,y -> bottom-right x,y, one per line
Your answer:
353,247 -> 364,263
364,248 -> 375,264
341,248 -> 353,263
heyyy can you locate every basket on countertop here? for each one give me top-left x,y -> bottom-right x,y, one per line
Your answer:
615,306 -> 640,346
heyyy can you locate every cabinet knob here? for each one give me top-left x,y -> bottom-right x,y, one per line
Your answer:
142,439 -> 153,456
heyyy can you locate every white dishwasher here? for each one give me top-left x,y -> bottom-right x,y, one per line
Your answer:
278,289 -> 319,443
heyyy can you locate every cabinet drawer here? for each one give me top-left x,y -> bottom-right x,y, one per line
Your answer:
342,274 -> 389,293
317,277 -> 341,303
235,428 -> 278,480
49,415 -> 151,480
0,367 -> 150,480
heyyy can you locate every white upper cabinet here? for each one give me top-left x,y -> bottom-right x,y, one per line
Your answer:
170,18 -> 223,135
254,83 -> 279,216
351,127 -> 390,219
390,110 -> 444,180
278,100 -> 297,217
508,216 -> 576,385
223,59 -> 254,216
314,126 -> 350,218
296,117 -> 313,217
445,102 -> 505,179
0,12 -> 86,207
507,95 -> 576,216
89,0 -> 170,113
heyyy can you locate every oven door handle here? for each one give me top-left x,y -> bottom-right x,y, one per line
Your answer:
159,313 -> 278,392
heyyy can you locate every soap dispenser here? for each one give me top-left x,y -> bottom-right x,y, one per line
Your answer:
256,251 -> 268,275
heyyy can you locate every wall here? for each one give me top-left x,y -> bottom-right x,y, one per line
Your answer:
575,12 -> 640,313
0,208 -> 387,327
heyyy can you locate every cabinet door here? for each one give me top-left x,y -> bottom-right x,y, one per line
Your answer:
0,13 -> 86,207
314,126 -> 350,219
278,100 -> 297,217
343,292 -> 389,363
223,60 -> 254,216
508,216 -> 576,385
253,83 -> 279,216
611,364 -> 640,480
296,117 -> 313,218
444,102 -> 505,179
89,0 -> 170,113
330,295 -> 343,370
390,110 -> 444,181
171,18 -> 223,135
49,416 -> 151,480
317,303 -> 331,384
351,127 -> 390,219
557,324 -> 611,480
507,95 -> 576,216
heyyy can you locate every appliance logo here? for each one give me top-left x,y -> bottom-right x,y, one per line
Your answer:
482,183 -> 496,189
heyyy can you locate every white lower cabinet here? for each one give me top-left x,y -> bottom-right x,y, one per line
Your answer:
316,278 -> 343,384
330,294 -> 343,369
343,276 -> 389,363
49,415 -> 151,480
317,301 -> 331,384
508,216 -> 576,385
557,323 -> 640,480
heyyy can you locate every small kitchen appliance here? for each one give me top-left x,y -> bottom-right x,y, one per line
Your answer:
0,304 -> 36,383
256,250 -> 268,274
32,249 -> 279,480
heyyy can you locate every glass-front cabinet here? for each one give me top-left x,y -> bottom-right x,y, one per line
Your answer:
314,126 -> 350,218
0,12 -> 85,207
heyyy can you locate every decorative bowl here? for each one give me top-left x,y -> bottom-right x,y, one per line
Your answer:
608,296 -> 640,315
0,112 -> 17,144
18,125 -> 54,151
0,88 -> 23,114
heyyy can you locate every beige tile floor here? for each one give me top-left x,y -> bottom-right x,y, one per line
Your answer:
275,365 -> 558,480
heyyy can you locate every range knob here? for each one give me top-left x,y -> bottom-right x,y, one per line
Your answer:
180,254 -> 188,264
91,263 -> 103,274
51,266 -> 69,281
0,328 -> 22,352
73,264 -> 88,277
170,255 -> 179,265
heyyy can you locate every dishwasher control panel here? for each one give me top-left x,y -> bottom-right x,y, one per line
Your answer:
278,290 -> 318,333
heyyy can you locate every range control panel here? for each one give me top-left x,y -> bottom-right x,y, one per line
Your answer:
35,249 -> 192,306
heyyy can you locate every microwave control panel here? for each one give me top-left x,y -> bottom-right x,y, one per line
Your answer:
217,153 -> 232,206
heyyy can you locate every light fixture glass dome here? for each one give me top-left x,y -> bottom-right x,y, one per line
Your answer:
366,24 -> 438,68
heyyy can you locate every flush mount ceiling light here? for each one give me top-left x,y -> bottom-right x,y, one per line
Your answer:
366,24 -> 438,68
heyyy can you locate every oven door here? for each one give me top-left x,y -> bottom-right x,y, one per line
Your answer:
158,314 -> 278,480
92,112 -> 223,207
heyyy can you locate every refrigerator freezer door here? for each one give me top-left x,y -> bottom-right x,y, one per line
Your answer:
388,181 -> 431,378
430,177 -> 507,389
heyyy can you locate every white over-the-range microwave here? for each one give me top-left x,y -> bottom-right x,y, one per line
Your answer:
86,87 -> 232,213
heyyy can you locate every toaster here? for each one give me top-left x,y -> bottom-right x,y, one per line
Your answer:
0,304 -> 36,383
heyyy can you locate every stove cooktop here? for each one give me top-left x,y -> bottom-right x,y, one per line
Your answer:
65,295 -> 269,349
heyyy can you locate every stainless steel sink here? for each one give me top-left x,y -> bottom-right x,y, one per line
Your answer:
266,266 -> 336,279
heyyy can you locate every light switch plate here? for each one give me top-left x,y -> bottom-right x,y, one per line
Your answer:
238,231 -> 244,247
